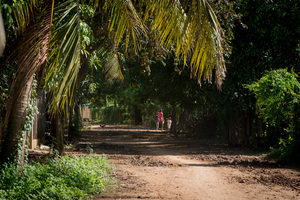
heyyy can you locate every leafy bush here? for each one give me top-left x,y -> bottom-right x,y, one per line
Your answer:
0,155 -> 114,200
245,69 -> 300,162
245,69 -> 300,127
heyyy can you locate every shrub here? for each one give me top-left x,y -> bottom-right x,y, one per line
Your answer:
0,155 -> 114,200
245,69 -> 300,162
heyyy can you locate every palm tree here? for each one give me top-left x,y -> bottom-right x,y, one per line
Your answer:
0,0 -> 54,164
0,9 -> 5,55
0,0 -> 225,164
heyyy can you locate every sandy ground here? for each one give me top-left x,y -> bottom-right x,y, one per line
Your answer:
73,124 -> 300,200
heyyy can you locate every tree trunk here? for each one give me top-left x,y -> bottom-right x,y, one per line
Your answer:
134,106 -> 142,125
68,103 -> 81,142
68,106 -> 75,141
68,55 -> 90,141
0,76 -> 34,164
227,109 -> 264,146
294,102 -> 300,155
37,89 -> 46,141
177,109 -> 189,132
0,0 -> 53,165
227,111 -> 238,146
171,104 -> 177,133
51,110 -> 64,155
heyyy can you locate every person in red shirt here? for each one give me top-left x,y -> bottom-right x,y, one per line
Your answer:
157,109 -> 164,131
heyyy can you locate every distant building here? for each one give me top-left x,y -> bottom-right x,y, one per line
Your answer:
30,89 -> 47,149
81,105 -> 92,121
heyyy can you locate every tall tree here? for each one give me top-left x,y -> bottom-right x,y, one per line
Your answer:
0,0 -> 54,164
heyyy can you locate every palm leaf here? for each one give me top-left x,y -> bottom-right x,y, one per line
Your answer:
104,0 -> 147,53
8,0 -> 54,102
98,41 -> 124,82
142,0 -> 226,88
10,0 -> 39,33
46,0 -> 81,114
46,0 -> 148,114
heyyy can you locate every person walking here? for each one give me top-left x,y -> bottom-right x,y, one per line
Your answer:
155,115 -> 160,131
166,117 -> 172,132
158,109 -> 164,131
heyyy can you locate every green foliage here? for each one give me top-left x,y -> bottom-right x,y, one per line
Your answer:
246,69 -> 300,162
203,0 -> 300,146
0,155 -> 114,200
1,0 -> 36,37
245,69 -> 300,126
101,106 -> 122,124
85,142 -> 94,154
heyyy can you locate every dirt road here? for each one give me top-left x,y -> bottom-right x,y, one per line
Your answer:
75,124 -> 300,200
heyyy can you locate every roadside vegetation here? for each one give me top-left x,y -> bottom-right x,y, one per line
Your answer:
0,155 -> 114,200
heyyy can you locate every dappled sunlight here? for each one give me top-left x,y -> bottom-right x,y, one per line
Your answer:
79,124 -> 263,159
81,124 -> 300,200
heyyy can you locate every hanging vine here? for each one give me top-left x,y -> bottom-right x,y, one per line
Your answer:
15,78 -> 38,167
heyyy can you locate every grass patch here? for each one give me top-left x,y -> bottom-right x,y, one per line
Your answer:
0,155 -> 114,200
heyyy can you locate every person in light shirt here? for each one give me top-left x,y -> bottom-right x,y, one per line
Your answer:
166,117 -> 172,132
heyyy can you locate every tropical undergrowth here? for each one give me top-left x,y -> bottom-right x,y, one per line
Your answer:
0,155 -> 114,200
246,69 -> 300,164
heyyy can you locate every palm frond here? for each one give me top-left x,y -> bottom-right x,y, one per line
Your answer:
46,0 -> 81,114
104,0 -> 147,53
88,36 -> 124,82
11,0 -> 39,33
8,0 -> 54,102
142,0 -> 226,88
100,43 -> 124,82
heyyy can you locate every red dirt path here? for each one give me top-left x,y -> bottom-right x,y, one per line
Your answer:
76,124 -> 300,200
